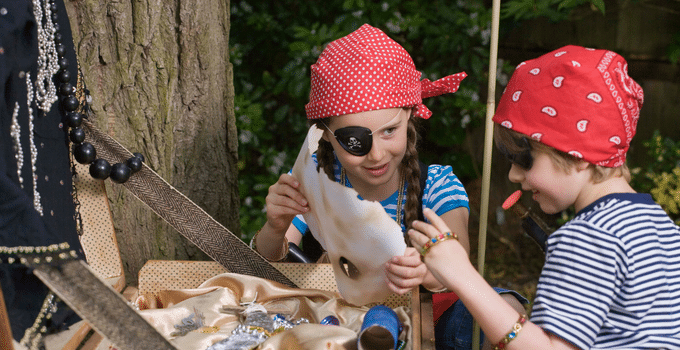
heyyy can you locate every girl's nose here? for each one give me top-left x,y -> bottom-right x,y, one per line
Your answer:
366,137 -> 384,161
508,163 -> 525,183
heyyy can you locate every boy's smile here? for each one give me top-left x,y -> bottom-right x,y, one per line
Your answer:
508,151 -> 590,214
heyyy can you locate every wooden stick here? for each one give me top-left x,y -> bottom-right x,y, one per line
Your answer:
474,0 -> 502,349
0,287 -> 14,350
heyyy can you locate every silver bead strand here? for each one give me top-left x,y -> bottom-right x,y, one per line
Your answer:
26,72 -> 44,216
32,0 -> 59,113
11,102 -> 25,188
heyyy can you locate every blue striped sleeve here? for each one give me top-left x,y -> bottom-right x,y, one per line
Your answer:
423,164 -> 470,215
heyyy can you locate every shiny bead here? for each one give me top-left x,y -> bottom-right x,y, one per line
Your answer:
53,22 -> 59,32
320,315 -> 339,326
58,57 -> 68,69
89,159 -> 111,180
58,69 -> 70,83
133,152 -> 145,163
66,112 -> 83,127
59,82 -> 73,96
73,142 -> 96,164
126,156 -> 143,173
54,32 -> 62,43
51,13 -> 58,23
69,128 -> 86,144
62,95 -> 79,111
50,3 -> 58,13
55,43 -> 65,57
110,163 -> 131,183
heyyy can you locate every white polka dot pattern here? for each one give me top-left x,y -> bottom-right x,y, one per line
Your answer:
305,24 -> 467,120
493,45 -> 644,167
74,162 -> 125,290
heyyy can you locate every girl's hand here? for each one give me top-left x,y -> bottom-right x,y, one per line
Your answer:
408,208 -> 468,279
265,173 -> 309,233
384,247 -> 427,295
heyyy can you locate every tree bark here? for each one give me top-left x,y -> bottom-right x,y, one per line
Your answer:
64,0 -> 238,285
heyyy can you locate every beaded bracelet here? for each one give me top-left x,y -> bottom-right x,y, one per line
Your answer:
419,231 -> 458,258
493,314 -> 527,350
250,229 -> 289,262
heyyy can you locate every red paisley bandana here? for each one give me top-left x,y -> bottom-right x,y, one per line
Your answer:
305,24 -> 467,120
493,45 -> 644,167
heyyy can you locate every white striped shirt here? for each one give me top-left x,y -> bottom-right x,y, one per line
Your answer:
292,155 -> 469,234
531,193 -> 680,349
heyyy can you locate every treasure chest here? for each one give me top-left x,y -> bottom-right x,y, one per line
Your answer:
7,121 -> 436,350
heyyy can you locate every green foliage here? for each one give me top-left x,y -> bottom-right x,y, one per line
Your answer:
630,131 -> 680,224
502,0 -> 605,21
669,32 -> 680,64
649,168 -> 680,222
231,0 -> 507,240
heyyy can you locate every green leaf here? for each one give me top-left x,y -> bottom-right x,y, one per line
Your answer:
589,0 -> 605,14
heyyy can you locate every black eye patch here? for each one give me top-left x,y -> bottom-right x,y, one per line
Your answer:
332,126 -> 373,156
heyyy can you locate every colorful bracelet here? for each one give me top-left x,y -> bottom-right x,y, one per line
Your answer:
419,231 -> 458,258
493,314 -> 527,350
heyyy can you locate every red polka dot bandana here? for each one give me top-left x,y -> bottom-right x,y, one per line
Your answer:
493,45 -> 644,167
305,24 -> 467,120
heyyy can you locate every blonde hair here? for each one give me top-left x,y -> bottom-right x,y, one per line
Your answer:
494,126 -> 630,183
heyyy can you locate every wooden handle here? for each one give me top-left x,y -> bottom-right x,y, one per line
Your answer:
0,288 -> 14,350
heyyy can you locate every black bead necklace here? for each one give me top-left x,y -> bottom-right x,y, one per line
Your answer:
50,0 -> 143,183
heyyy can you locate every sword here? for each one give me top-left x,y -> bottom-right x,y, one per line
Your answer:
28,258 -> 177,350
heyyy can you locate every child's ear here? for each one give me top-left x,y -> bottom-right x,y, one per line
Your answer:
321,129 -> 330,142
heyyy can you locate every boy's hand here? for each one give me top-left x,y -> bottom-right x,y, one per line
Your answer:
408,208 -> 468,282
384,247 -> 427,295
265,173 -> 309,233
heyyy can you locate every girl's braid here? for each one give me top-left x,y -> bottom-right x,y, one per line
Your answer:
312,119 -> 337,181
402,116 -> 422,235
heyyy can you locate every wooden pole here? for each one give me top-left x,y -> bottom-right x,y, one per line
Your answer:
0,287 -> 14,350
473,0 -> 502,349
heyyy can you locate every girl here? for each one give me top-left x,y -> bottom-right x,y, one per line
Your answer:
252,23 -> 470,294
252,24 -> 527,350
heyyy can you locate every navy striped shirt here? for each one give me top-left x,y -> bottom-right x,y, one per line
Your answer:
531,193 -> 680,349
292,155 -> 469,234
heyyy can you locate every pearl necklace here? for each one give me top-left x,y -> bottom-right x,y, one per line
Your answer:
26,72 -> 44,215
32,0 -> 59,112
10,102 -> 24,188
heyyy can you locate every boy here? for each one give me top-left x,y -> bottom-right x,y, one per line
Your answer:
408,45 -> 680,349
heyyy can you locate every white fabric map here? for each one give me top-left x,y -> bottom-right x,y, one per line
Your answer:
291,125 -> 407,305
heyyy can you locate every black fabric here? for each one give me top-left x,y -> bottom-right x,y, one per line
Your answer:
1,0 -> 84,340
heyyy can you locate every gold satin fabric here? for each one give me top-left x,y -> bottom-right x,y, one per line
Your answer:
124,273 -> 412,350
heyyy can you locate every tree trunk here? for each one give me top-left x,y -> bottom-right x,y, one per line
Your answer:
64,0 -> 238,285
